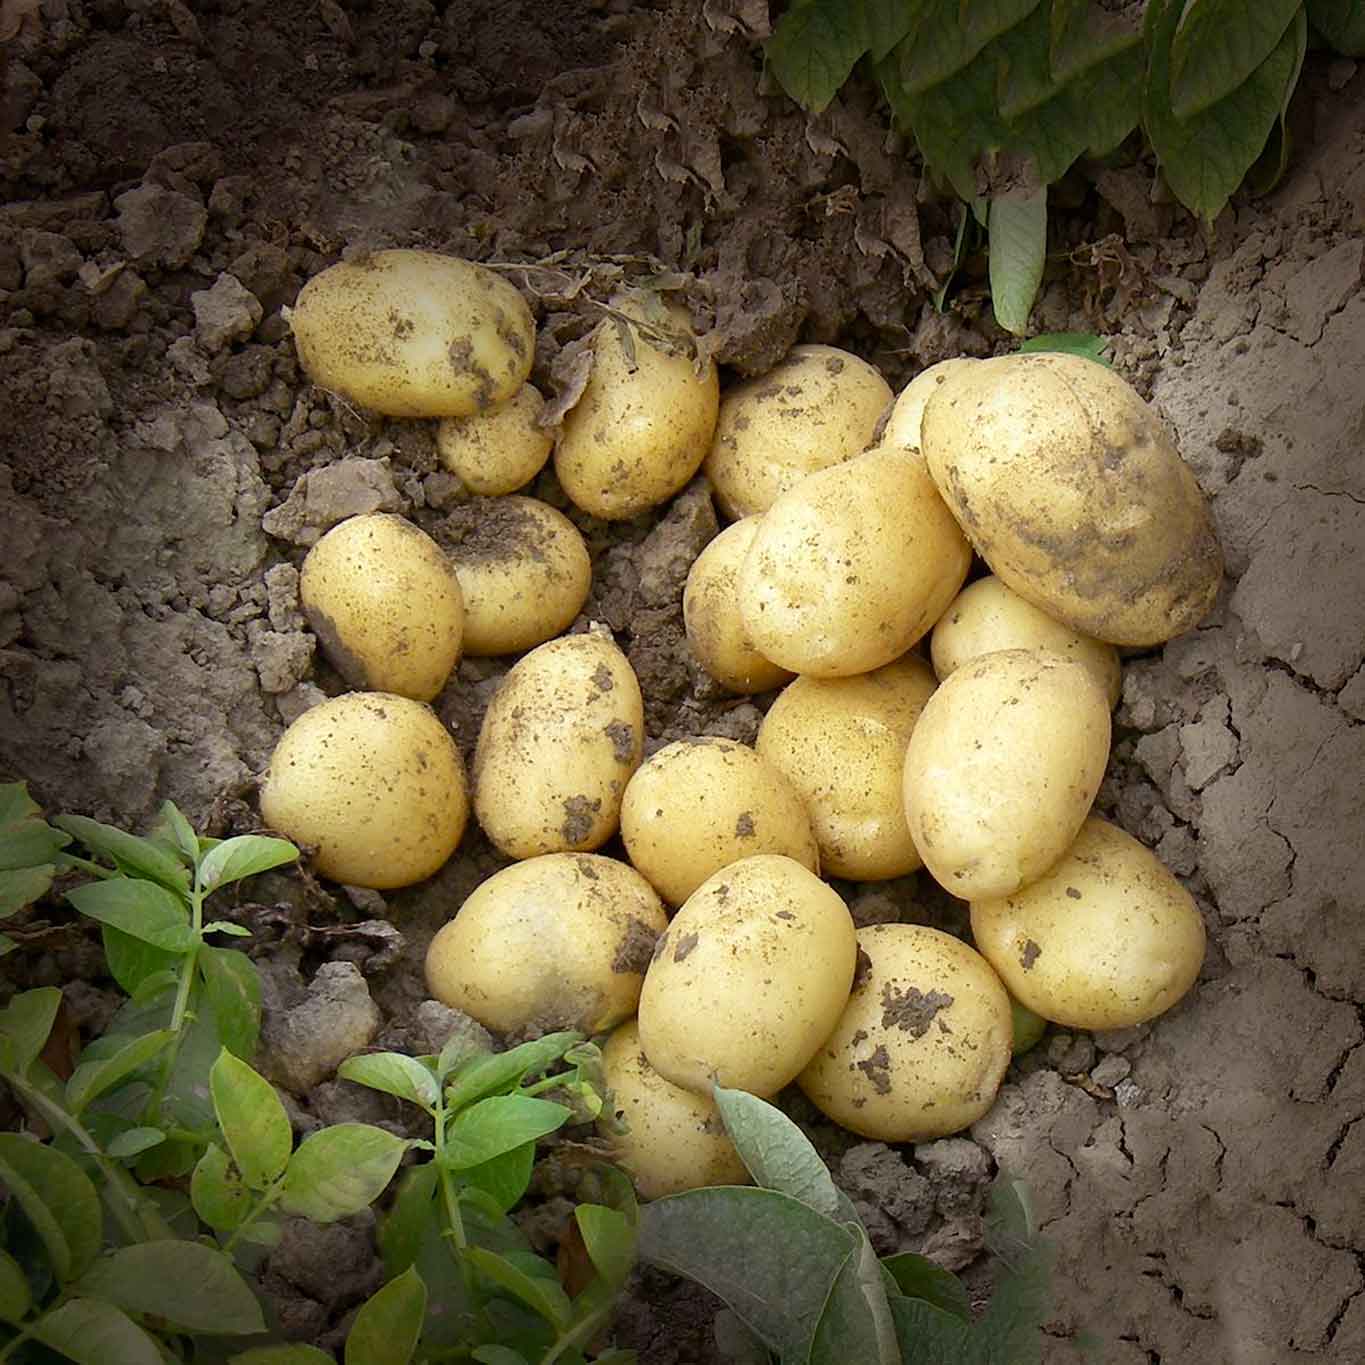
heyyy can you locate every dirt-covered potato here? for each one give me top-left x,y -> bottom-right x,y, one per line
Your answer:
435,383 -> 554,495
554,296 -> 719,520
637,854 -> 857,1096
424,852 -> 667,1036
682,518 -> 793,694
299,513 -> 464,701
473,628 -> 644,859
288,249 -> 534,418
920,352 -> 1223,646
704,344 -> 892,520
904,649 -> 1110,900
931,575 -> 1122,708
600,1020 -> 749,1200
260,693 -> 467,890
797,924 -> 1013,1141
756,655 -> 937,880
437,496 -> 590,656
880,357 -> 978,450
737,444 -> 971,677
620,737 -> 818,906
970,816 -> 1206,1030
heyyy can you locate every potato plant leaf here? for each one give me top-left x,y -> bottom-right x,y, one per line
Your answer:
0,1247 -> 32,1324
380,1162 -> 441,1277
1019,332 -> 1110,365
1307,0 -> 1365,54
0,782 -> 69,871
30,1297 -> 164,1365
65,879 -> 193,952
345,1265 -> 426,1365
339,1050 -> 441,1111
444,1031 -> 582,1110
153,799 -> 201,864
989,188 -> 1048,335
55,814 -> 190,893
1169,0 -> 1301,119
210,1049 -> 293,1191
458,1140 -> 536,1213
65,1029 -> 174,1115
442,1095 -> 572,1170
809,1227 -> 899,1365
765,0 -> 871,113
197,834 -> 298,894
973,1179 -> 1053,1363
574,1203 -> 636,1289
102,925 -> 181,998
1048,0 -> 1142,83
471,1349 -> 530,1365
104,1126 -> 165,1159
279,1123 -> 409,1222
463,1246 -> 572,1330
198,945 -> 262,1059
881,1252 -> 972,1321
892,0 -> 1044,95
891,1296 -> 976,1361
230,1349 -> 336,1365
0,986 -> 63,1077
0,1133 -> 103,1283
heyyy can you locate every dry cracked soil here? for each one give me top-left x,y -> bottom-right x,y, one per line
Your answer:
1,2 -> 1363,1362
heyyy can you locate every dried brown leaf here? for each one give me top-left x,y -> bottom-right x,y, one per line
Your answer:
0,0 -> 39,43
542,334 -> 597,429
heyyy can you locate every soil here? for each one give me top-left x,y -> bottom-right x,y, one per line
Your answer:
2,3 -> 1364,1362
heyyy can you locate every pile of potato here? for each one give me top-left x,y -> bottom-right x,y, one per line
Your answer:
260,249 -> 1218,1201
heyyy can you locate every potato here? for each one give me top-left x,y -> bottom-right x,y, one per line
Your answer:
682,518 -> 793,694
260,692 -> 467,889
554,295 -> 719,520
436,496 -> 590,656
436,384 -> 553,495
473,628 -> 644,859
756,655 -> 937,880
880,358 -> 978,450
970,815 -> 1206,1031
920,352 -> 1223,646
620,738 -> 818,906
737,444 -> 971,677
425,853 -> 667,1036
288,249 -> 534,418
637,854 -> 857,1096
600,1020 -> 749,1200
299,513 -> 464,702
704,345 -> 892,520
931,575 -> 1122,708
797,924 -> 1012,1141
903,649 -> 1110,900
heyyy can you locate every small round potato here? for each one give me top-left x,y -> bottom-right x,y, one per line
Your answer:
425,853 -> 667,1036
620,738 -> 819,906
288,249 -> 534,418
737,444 -> 971,677
704,345 -> 893,520
756,655 -> 938,880
437,496 -> 591,656
637,854 -> 857,1097
682,518 -> 794,694
436,384 -> 554,495
970,815 -> 1206,1031
880,358 -> 978,450
554,296 -> 719,520
903,650 -> 1111,901
260,692 -> 467,890
473,629 -> 644,859
931,576 -> 1122,708
299,513 -> 464,702
600,1020 -> 750,1200
797,924 -> 1013,1142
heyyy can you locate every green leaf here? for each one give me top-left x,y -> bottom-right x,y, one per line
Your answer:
0,1133 -> 103,1282
766,0 -> 872,113
1308,0 -> 1365,54
345,1265 -> 427,1365
54,815 -> 190,891
891,1296 -> 975,1361
464,1246 -> 572,1330
881,1252 -> 972,1321
0,987 -> 63,1076
192,1141 -> 255,1232
231,1350 -> 336,1365
105,1127 -> 166,1160
211,1050 -> 293,1190
459,1141 -> 536,1213
0,1247 -> 32,1324
153,800 -> 200,865
66,1030 -> 174,1115
575,1204 -> 635,1288
0,866 -> 57,917
472,1349 -> 530,1365
810,1228 -> 898,1365
976,1178 -> 1053,1362
66,878 -> 193,952
443,1095 -> 572,1170
338,1052 -> 440,1110
30,1297 -> 164,1365
890,0 -> 1044,94
279,1124 -> 409,1222
1169,0 -> 1300,119
1048,0 -> 1143,83
198,835 -> 299,894
444,1031 -> 583,1111
1018,332 -> 1110,365
989,188 -> 1047,335
0,783 -> 69,871
102,925 -> 181,998
198,946 -> 263,1059
437,1029 -> 489,1081
380,1163 -> 440,1277
203,920 -> 253,936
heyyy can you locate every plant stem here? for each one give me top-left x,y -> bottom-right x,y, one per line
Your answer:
144,880 -> 205,1124
222,1183 -> 284,1256
432,1088 -> 467,1255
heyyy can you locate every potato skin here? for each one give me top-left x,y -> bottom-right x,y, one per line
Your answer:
289,250 -> 534,418
436,384 -> 553,495
880,357 -> 978,451
970,816 -> 1206,1030
920,352 -> 1222,646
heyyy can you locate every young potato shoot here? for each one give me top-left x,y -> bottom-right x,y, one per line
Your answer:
879,357 -> 978,450
436,383 -> 554,495
260,692 -> 468,890
300,513 -> 464,702
620,737 -> 819,906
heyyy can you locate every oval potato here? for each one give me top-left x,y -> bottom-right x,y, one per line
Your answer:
880,357 -> 978,451
436,383 -> 554,495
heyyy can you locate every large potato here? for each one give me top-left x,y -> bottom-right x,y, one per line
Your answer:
798,924 -> 1013,1141
737,444 -> 971,677
424,853 -> 667,1036
288,249 -> 534,418
299,513 -> 464,702
880,357 -> 978,450
436,383 -> 554,495
260,692 -> 467,889
903,649 -> 1110,900
970,816 -> 1206,1030
704,345 -> 892,520
473,629 -> 643,859
756,655 -> 937,880
920,352 -> 1222,646
638,854 -> 857,1096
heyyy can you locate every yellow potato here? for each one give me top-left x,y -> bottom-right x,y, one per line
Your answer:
705,344 -> 892,520
288,249 -> 534,417
637,854 -> 857,1096
931,576 -> 1122,708
756,655 -> 938,880
737,444 -> 971,677
299,513 -> 464,702
920,352 -> 1223,646
903,649 -> 1110,900
620,737 -> 819,906
970,815 -> 1206,1030
798,924 -> 1013,1141
880,358 -> 978,450
682,518 -> 793,694
438,496 -> 590,656
436,384 -> 554,495
425,853 -> 667,1036
473,629 -> 643,859
260,692 -> 467,890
